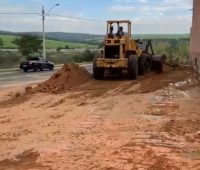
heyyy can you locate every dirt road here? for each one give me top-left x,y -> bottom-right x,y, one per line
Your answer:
0,65 -> 199,170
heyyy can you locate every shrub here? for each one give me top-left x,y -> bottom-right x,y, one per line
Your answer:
0,51 -> 23,68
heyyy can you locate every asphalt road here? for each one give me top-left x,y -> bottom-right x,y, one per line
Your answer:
0,64 -> 93,89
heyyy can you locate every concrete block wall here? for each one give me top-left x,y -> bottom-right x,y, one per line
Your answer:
190,0 -> 200,76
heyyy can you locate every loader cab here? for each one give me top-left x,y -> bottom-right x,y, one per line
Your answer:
104,20 -> 132,59
106,20 -> 131,39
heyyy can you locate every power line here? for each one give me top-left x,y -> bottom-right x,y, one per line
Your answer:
47,17 -> 190,27
47,14 -> 190,27
0,11 -> 190,27
0,11 -> 105,23
49,14 -> 105,22
0,12 -> 39,15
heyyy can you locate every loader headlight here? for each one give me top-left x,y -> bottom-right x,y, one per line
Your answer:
106,40 -> 111,44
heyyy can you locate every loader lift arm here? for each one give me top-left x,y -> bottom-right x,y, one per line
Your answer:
145,40 -> 155,55
145,40 -> 166,73
136,39 -> 154,55
136,39 -> 166,73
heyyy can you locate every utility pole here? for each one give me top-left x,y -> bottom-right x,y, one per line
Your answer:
42,6 -> 46,59
41,4 -> 60,59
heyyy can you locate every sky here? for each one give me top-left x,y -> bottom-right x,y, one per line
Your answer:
0,0 -> 193,34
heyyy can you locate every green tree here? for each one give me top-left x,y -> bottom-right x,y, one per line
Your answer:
56,46 -> 62,52
82,49 -> 94,61
65,45 -> 69,49
13,35 -> 42,58
0,38 -> 3,47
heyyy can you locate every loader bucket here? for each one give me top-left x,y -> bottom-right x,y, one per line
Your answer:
151,55 -> 166,73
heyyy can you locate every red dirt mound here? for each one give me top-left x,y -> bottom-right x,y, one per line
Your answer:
34,64 -> 91,94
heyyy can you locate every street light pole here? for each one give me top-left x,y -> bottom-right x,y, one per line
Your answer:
42,6 -> 46,59
42,4 -> 60,59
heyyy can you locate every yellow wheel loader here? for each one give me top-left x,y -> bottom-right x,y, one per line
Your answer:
93,20 -> 166,79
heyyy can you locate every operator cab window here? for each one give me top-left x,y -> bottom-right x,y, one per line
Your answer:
118,23 -> 128,36
107,23 -> 128,38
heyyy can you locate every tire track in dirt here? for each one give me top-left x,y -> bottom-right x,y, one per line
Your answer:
0,149 -> 51,170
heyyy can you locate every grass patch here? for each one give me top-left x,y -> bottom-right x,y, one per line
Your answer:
0,35 -> 97,49
133,34 -> 190,40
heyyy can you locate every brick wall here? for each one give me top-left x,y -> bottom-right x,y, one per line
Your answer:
190,0 -> 200,76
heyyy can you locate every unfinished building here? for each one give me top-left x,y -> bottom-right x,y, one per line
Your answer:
190,0 -> 200,76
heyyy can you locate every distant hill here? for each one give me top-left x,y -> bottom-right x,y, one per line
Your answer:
0,31 -> 189,44
0,31 -> 104,44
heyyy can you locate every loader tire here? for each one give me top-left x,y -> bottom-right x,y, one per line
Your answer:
93,56 -> 104,80
128,55 -> 138,80
138,56 -> 145,75
154,61 -> 163,73
145,57 -> 152,73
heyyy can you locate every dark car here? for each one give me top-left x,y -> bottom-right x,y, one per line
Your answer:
20,57 -> 54,72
